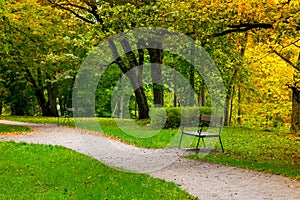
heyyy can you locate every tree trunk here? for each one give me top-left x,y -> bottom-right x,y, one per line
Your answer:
109,38 -> 150,119
198,84 -> 206,107
290,53 -> 300,133
237,86 -> 242,124
118,75 -> 124,118
224,79 -> 236,126
34,88 -> 48,115
24,67 -> 59,117
174,73 -> 177,107
134,86 -> 149,119
229,86 -> 235,125
118,94 -> 123,118
291,85 -> 300,133
235,33 -> 247,125
189,64 -> 195,106
273,51 -> 300,132
46,73 -> 58,117
174,93 -> 177,107
125,67 -> 150,119
224,94 -> 230,126
46,89 -> 58,117
38,91 -> 58,117
148,43 -> 164,107
35,88 -> 57,116
58,97 -> 63,116
198,65 -> 206,107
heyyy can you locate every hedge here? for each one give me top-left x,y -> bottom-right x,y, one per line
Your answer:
150,107 -> 212,129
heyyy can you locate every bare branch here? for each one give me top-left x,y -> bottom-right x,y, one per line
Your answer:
60,1 -> 91,12
294,44 -> 300,48
284,38 -> 300,49
213,23 -> 273,37
107,39 -> 128,74
137,39 -> 146,66
47,0 -> 96,24
272,49 -> 300,71
82,0 -> 102,23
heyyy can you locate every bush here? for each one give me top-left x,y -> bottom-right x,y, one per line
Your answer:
150,107 -> 212,129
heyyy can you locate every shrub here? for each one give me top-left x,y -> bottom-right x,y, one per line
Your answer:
150,106 -> 212,129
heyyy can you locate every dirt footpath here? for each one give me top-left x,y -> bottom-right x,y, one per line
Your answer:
1,120 -> 299,200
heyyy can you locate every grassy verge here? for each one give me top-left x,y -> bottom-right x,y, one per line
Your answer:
0,141 -> 197,199
188,127 -> 300,181
0,123 -> 31,135
1,116 -> 300,181
0,116 -> 179,148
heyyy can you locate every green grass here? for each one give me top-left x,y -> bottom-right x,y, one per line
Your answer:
88,118 -> 180,148
1,116 -> 64,126
188,127 -> 300,181
0,123 -> 31,134
1,116 -> 300,181
0,141 -> 197,199
0,116 -> 179,148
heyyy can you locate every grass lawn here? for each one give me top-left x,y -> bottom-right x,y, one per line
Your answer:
0,123 -> 31,134
0,141 -> 196,199
188,127 -> 300,181
1,116 -> 179,148
1,116 -> 300,181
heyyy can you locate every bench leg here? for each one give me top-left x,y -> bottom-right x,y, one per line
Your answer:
219,136 -> 224,153
196,137 -> 201,150
201,137 -> 206,148
178,133 -> 184,149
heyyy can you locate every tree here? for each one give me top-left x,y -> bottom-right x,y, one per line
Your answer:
46,1 -> 175,119
0,62 -> 36,115
273,48 -> 300,132
0,0 -> 85,116
46,0 -> 300,130
191,0 -> 300,130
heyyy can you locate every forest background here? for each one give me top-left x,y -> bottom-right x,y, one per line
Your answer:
0,0 -> 299,132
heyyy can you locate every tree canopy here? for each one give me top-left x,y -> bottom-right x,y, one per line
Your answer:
0,0 -> 299,131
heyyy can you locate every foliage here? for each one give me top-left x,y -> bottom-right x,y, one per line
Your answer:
230,41 -> 295,129
0,141 -> 197,199
0,0 -> 88,116
1,0 -> 300,129
150,107 -> 212,129
95,64 -> 123,117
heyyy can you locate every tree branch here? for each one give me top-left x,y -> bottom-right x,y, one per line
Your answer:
294,43 -> 300,48
82,0 -> 103,24
137,39 -> 146,66
272,49 -> 300,71
24,66 -> 38,89
213,23 -> 273,37
279,38 -> 300,50
60,2 -> 90,12
47,0 -> 96,24
107,39 -> 128,74
120,39 -> 138,69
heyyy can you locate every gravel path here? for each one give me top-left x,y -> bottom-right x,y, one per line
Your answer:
1,120 -> 300,200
